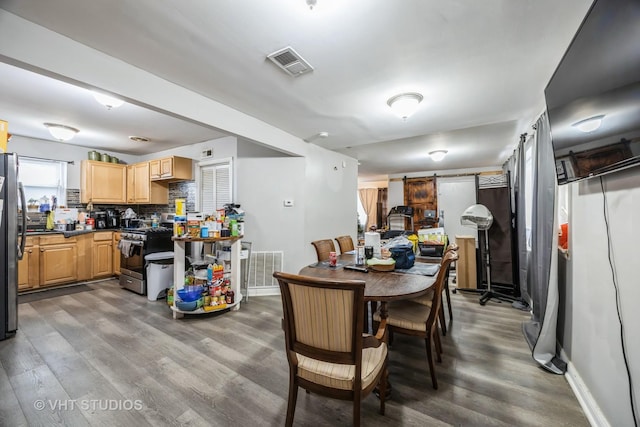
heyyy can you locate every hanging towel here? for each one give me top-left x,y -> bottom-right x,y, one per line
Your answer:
118,240 -> 133,258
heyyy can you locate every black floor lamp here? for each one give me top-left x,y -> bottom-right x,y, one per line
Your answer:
460,204 -> 515,306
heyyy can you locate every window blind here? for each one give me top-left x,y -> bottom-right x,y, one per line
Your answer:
199,161 -> 231,214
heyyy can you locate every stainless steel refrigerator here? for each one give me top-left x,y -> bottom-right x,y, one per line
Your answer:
1,153 -> 26,341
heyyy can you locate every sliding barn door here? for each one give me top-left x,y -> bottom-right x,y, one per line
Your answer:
403,177 -> 437,232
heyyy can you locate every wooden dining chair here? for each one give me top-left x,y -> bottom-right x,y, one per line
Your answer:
335,235 -> 355,254
273,271 -> 388,427
311,239 -> 336,262
412,242 -> 459,336
373,250 -> 458,389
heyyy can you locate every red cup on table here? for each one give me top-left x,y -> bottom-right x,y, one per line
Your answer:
329,251 -> 337,267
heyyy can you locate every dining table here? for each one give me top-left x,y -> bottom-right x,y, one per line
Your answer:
298,253 -> 437,309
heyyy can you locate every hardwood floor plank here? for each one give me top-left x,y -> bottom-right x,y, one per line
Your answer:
0,359 -> 29,427
0,279 -> 589,426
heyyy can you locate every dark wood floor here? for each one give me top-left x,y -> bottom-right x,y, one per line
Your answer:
1,279 -> 588,426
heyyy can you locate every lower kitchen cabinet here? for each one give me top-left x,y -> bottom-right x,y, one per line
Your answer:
113,232 -> 121,275
92,232 -> 113,278
19,231 -> 124,293
18,236 -> 39,291
39,236 -> 78,287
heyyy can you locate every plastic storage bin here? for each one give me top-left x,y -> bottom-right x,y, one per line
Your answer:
145,251 -> 174,301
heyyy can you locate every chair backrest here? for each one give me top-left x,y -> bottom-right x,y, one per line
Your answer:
335,235 -> 355,254
427,251 -> 459,328
274,272 -> 366,368
311,239 -> 336,262
444,242 -> 459,255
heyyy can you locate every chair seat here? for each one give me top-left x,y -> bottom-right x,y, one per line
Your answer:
411,289 -> 434,306
373,300 -> 431,332
296,343 -> 387,390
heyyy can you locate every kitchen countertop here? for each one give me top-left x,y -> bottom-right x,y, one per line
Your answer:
25,229 -> 102,238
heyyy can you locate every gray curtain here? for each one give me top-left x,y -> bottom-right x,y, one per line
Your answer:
516,136 -> 531,304
503,134 -> 531,304
522,112 -> 564,374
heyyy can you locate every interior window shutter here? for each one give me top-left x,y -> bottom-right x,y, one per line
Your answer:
200,167 -> 215,214
199,161 -> 232,215
215,164 -> 231,210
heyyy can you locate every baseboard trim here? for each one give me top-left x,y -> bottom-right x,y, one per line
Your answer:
247,287 -> 279,297
560,347 -> 610,427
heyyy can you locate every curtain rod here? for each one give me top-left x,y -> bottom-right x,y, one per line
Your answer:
388,170 -> 502,182
21,155 -> 74,165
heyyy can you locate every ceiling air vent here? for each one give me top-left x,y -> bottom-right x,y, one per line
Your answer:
267,46 -> 314,77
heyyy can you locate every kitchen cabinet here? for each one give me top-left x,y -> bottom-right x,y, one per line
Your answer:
127,162 -> 168,204
81,160 -> 127,204
113,232 -> 121,275
92,231 -> 113,278
150,156 -> 192,181
18,236 -> 39,291
76,233 -> 92,281
39,235 -> 78,287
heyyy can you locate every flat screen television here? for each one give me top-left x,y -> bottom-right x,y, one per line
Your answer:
545,0 -> 640,184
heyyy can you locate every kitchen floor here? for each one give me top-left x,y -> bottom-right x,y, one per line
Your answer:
0,279 -> 588,426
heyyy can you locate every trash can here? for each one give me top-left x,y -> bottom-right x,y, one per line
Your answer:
145,251 -> 174,301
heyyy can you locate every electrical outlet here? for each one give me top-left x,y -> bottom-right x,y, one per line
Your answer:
283,199 -> 294,207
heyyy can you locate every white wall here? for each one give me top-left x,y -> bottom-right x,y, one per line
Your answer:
303,144 -> 359,266
236,157 -> 306,273
559,166 -> 640,427
387,166 -> 501,211
8,134 -> 138,188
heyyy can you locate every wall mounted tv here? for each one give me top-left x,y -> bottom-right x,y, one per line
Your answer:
545,0 -> 640,184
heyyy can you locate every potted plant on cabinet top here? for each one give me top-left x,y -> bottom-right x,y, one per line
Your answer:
27,199 -> 40,212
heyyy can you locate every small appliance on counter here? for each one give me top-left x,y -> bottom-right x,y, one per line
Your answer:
92,211 -> 107,229
105,209 -> 120,229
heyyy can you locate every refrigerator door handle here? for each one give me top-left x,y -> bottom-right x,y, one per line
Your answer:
18,182 -> 26,260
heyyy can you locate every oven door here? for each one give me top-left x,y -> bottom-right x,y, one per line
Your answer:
120,240 -> 145,279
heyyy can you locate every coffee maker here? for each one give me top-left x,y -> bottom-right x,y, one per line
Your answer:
106,209 -> 120,229
93,211 -> 107,229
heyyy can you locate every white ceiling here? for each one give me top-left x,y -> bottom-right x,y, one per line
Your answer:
0,0 -> 593,180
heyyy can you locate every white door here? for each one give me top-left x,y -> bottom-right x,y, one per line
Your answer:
437,176 -> 478,246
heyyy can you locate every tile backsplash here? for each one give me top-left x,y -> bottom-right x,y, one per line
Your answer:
63,180 -> 197,219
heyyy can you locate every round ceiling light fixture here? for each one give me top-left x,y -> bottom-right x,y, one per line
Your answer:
44,123 -> 79,141
387,92 -> 423,120
92,91 -> 125,110
129,136 -> 150,143
428,150 -> 448,161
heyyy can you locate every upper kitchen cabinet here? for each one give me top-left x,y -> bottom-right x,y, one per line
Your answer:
81,160 -> 127,204
127,162 -> 168,204
150,156 -> 193,181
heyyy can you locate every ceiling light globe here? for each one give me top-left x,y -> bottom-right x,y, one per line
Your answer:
387,92 -> 423,120
429,150 -> 448,161
44,123 -> 79,141
92,91 -> 125,110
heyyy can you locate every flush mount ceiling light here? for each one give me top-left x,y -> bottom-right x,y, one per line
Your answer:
429,150 -> 448,161
129,136 -> 150,143
306,0 -> 317,9
387,92 -> 423,120
92,91 -> 125,110
44,123 -> 79,141
572,115 -> 605,133
303,131 -> 329,143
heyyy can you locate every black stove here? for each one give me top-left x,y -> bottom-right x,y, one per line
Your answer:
119,227 -> 173,295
